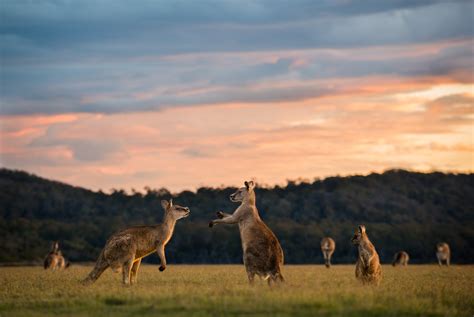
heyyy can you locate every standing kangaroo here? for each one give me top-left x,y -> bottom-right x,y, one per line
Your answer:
351,225 -> 382,285
44,241 -> 69,270
320,237 -> 336,268
392,251 -> 409,267
209,181 -> 284,285
436,242 -> 451,266
82,199 -> 190,285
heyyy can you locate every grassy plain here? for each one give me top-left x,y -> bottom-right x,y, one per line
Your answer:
0,264 -> 472,316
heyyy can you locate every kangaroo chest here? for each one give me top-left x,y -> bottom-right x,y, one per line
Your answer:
437,252 -> 448,260
238,220 -> 262,251
358,247 -> 373,267
134,232 -> 163,258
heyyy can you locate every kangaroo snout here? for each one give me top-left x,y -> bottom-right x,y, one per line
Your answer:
183,208 -> 190,217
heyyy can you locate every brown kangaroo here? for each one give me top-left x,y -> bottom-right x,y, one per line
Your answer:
44,241 -> 69,270
436,242 -> 451,266
209,181 -> 284,285
82,199 -> 190,285
320,237 -> 336,268
392,251 -> 409,267
351,225 -> 382,285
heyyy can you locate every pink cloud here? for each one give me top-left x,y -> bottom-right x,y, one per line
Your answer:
2,79 -> 472,192
1,36 -> 472,193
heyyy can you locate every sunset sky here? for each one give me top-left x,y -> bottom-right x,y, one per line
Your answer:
1,0 -> 473,192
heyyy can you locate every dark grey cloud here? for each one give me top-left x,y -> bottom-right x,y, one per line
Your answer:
0,0 -> 472,115
2,0 -> 471,60
209,58 -> 293,85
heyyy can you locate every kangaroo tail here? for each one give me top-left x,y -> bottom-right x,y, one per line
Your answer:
82,250 -> 108,285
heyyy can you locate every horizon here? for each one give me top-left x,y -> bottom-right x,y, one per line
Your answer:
1,1 -> 473,192
2,166 -> 472,195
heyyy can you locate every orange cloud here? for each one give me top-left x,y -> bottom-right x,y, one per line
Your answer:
1,78 -> 472,192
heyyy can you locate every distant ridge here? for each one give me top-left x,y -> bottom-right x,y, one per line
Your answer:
1,168 -> 473,264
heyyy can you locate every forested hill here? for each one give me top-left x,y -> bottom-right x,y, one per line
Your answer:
1,168 -> 473,264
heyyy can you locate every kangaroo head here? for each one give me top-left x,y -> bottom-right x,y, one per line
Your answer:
51,241 -> 60,253
161,199 -> 190,220
437,243 -> 445,252
351,225 -> 366,245
229,180 -> 256,204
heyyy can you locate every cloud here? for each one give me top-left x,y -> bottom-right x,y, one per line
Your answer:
181,147 -> 212,158
1,84 -> 472,191
424,93 -> 474,124
2,1 -> 471,56
31,137 -> 123,162
1,39 -> 472,115
0,1 -> 472,190
1,0 -> 472,115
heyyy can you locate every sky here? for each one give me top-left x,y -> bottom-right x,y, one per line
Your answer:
0,0 -> 473,192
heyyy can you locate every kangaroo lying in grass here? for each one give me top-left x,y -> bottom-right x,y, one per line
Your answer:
209,181 -> 284,285
351,225 -> 382,285
82,199 -> 190,285
392,251 -> 409,267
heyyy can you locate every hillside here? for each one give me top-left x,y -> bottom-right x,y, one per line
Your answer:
0,168 -> 473,264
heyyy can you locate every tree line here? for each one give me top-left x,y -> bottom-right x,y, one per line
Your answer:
0,168 -> 473,264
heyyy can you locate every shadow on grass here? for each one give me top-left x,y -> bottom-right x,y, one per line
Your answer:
103,297 -> 127,306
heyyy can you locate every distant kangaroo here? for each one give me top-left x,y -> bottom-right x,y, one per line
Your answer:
351,225 -> 382,285
392,251 -> 409,266
436,242 -> 451,266
44,241 -> 69,270
209,181 -> 284,285
82,199 -> 190,285
320,237 -> 336,268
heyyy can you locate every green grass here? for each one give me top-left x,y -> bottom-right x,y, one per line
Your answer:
0,265 -> 472,316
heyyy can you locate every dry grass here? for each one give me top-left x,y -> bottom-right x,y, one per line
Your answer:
0,265 -> 473,316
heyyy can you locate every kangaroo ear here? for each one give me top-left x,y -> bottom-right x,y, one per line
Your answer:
245,180 -> 255,190
358,225 -> 366,233
161,200 -> 170,210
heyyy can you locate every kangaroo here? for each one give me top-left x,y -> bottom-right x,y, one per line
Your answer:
392,251 -> 409,266
44,241 -> 69,270
320,237 -> 336,268
82,199 -> 190,286
209,181 -> 284,285
58,251 -> 71,269
436,242 -> 451,266
351,225 -> 382,285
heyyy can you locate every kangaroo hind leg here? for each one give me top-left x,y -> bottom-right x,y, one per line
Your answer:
269,271 -> 284,286
122,258 -> 134,286
247,271 -> 256,285
130,259 -> 142,285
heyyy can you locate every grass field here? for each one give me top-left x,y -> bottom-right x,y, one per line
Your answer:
0,264 -> 473,317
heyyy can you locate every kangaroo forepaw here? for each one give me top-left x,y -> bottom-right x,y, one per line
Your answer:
216,211 -> 225,219
159,265 -> 166,272
209,221 -> 214,228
